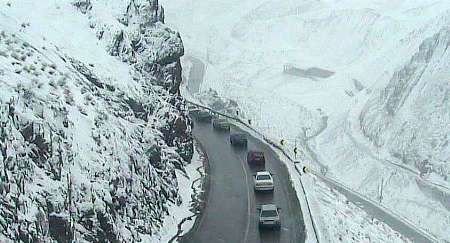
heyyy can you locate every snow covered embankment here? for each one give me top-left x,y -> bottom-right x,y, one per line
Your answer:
0,0 -> 194,242
357,27 -> 450,240
361,28 -> 450,186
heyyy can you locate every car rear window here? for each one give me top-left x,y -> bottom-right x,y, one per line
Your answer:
257,175 -> 271,180
261,209 -> 278,217
253,153 -> 263,158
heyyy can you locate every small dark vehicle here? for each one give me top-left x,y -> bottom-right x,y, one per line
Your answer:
196,110 -> 212,122
247,151 -> 265,166
230,133 -> 247,147
212,118 -> 230,131
188,108 -> 201,117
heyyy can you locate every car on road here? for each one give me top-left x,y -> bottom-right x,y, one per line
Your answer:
247,150 -> 265,166
230,133 -> 247,147
258,204 -> 281,230
188,108 -> 201,117
196,110 -> 213,122
254,171 -> 274,191
212,118 -> 230,131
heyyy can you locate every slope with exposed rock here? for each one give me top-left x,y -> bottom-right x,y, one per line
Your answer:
0,0 -> 193,242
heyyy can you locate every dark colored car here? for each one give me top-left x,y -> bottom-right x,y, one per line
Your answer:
188,108 -> 201,117
196,110 -> 212,122
247,151 -> 265,166
230,133 -> 247,147
212,118 -> 230,131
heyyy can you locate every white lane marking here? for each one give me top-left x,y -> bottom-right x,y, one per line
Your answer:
236,151 -> 251,243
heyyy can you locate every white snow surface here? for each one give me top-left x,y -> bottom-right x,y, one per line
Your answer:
162,0 -> 450,241
0,0 -> 196,242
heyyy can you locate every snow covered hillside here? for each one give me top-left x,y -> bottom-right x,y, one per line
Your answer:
161,0 -> 450,241
0,0 -> 194,242
361,28 -> 449,185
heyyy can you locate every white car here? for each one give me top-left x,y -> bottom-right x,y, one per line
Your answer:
258,204 -> 281,230
254,171 -> 274,191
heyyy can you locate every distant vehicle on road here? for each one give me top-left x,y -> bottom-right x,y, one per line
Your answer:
230,133 -> 247,147
258,204 -> 281,230
254,171 -> 274,191
247,151 -> 265,166
212,118 -> 230,131
196,110 -> 213,122
188,108 -> 201,117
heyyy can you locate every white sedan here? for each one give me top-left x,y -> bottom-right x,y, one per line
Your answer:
254,171 -> 274,191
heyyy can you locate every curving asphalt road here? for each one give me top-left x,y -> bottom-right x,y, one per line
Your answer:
180,119 -> 305,243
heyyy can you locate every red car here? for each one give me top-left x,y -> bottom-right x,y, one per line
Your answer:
247,151 -> 265,166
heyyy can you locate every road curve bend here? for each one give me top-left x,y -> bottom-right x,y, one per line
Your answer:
180,120 -> 305,243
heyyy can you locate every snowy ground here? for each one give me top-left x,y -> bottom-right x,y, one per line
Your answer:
163,0 -> 450,241
0,0 -> 198,241
312,177 -> 411,243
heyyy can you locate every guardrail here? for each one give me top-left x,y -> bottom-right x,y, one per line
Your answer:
186,100 -> 321,243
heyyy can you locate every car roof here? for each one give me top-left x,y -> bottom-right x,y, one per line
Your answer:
231,133 -> 245,136
249,150 -> 263,154
261,204 -> 277,211
256,171 -> 271,176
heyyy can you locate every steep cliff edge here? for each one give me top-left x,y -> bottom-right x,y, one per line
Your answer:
0,0 -> 193,242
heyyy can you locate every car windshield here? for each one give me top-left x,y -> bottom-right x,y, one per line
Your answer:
261,209 -> 278,218
257,175 -> 271,180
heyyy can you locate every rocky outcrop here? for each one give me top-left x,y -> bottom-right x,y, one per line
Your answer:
0,0 -> 193,242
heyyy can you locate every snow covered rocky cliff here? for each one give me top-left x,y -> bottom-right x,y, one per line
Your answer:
0,0 -> 193,242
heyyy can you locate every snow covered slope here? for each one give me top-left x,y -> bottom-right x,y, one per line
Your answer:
361,28 -> 449,183
161,0 -> 450,241
0,0 -> 194,242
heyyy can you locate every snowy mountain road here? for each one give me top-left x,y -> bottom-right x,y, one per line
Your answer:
180,120 -> 305,243
311,171 -> 436,243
